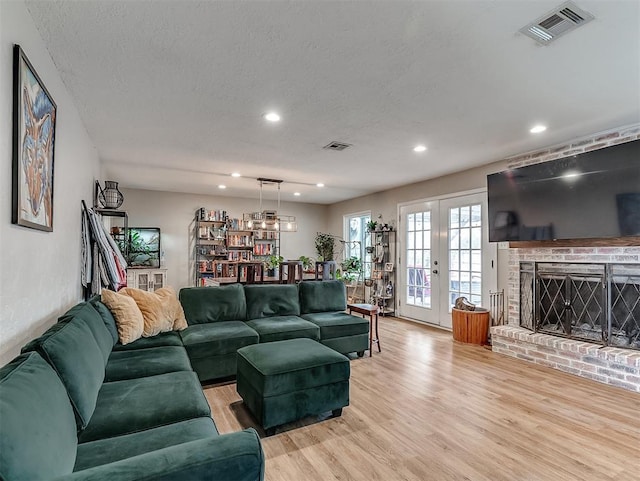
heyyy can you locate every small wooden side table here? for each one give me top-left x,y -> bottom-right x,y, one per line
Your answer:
347,303 -> 381,357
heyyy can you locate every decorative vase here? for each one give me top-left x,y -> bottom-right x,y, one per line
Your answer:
99,181 -> 124,209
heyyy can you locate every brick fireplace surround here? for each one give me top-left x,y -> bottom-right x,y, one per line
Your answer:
490,123 -> 640,393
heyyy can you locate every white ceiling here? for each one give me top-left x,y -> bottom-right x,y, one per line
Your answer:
26,1 -> 640,204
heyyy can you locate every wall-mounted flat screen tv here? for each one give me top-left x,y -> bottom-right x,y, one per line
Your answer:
487,139 -> 640,242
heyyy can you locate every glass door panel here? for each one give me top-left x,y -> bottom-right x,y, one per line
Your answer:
399,202 -> 440,324
439,193 -> 495,329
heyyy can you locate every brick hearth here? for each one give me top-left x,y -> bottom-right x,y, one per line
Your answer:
492,326 -> 640,392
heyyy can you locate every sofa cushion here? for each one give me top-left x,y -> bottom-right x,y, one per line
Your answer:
78,371 -> 211,443
105,346 -> 193,382
0,353 -> 78,481
71,430 -> 264,480
246,316 -> 320,343
119,287 -> 175,337
302,311 -> 370,339
244,284 -> 300,319
179,284 -> 247,324
75,417 -> 218,471
59,301 -> 115,362
236,338 -> 350,397
188,354 -> 241,383
101,289 -> 144,344
21,317 -> 106,431
112,330 -> 184,351
156,287 -> 188,330
180,322 -> 259,359
299,280 -> 347,313
89,296 -> 119,344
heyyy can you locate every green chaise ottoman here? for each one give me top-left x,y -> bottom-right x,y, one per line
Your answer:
236,338 -> 350,436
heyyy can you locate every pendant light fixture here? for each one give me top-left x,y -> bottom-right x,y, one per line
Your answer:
243,178 -> 297,233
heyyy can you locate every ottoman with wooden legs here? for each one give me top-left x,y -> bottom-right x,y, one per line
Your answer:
236,338 -> 350,436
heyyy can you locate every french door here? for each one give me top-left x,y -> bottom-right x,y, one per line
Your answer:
398,192 -> 496,328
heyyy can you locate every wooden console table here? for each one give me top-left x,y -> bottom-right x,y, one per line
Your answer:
347,303 -> 381,357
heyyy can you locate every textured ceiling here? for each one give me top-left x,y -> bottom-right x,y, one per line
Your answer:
26,1 -> 640,204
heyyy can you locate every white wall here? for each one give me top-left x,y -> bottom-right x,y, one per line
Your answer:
0,1 -> 100,365
327,160 -> 511,293
120,188 -> 328,289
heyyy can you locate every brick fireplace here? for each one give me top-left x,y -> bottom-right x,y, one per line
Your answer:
490,123 -> 640,393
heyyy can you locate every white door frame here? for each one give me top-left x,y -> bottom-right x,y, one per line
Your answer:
396,188 -> 497,329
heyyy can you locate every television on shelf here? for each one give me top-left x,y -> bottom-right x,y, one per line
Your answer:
487,139 -> 640,242
127,227 -> 161,268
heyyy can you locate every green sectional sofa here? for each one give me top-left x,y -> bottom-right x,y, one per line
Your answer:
0,298 -> 264,481
0,279 -> 365,480
179,280 -> 370,382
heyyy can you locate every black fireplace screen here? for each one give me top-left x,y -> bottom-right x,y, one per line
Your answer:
520,262 -> 640,350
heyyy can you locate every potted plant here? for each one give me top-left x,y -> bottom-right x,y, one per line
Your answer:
298,255 -> 314,272
264,255 -> 283,277
339,256 -> 362,284
314,233 -> 335,261
366,220 -> 377,232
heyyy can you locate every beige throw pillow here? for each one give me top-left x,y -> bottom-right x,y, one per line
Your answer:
101,289 -> 144,345
120,287 -> 173,337
155,287 -> 188,331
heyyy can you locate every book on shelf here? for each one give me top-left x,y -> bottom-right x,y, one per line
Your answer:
200,277 -> 220,287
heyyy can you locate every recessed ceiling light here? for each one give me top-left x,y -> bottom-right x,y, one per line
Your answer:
218,185 -> 226,189
231,172 -> 241,178
294,192 -> 301,196
316,183 -> 324,188
264,112 -> 281,122
413,145 -> 427,152
530,125 -> 547,134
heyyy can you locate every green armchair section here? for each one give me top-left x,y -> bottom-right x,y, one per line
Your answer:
178,281 -> 369,382
299,280 -> 369,356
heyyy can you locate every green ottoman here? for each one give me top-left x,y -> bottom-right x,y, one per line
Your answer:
236,338 -> 350,436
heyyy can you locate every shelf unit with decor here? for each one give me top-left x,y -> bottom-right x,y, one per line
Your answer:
195,209 -> 229,286
251,228 -> 279,260
367,230 -> 396,316
242,212 -> 280,261
226,229 -> 254,262
83,198 -> 129,299
95,209 -> 128,258
93,180 -> 129,258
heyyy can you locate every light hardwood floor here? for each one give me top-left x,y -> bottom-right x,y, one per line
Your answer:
203,317 -> 640,481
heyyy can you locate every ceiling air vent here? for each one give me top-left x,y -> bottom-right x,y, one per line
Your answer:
519,1 -> 594,45
323,141 -> 352,151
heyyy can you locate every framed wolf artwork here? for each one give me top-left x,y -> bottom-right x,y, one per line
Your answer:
12,44 -> 57,231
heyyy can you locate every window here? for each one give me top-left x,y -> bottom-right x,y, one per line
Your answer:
343,212 -> 371,276
405,211 -> 432,308
448,204 -> 482,309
